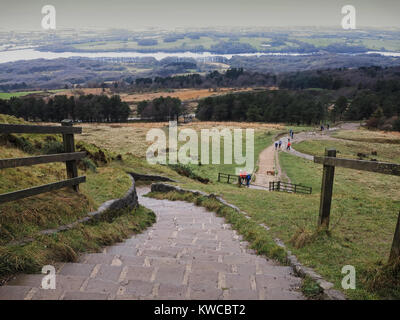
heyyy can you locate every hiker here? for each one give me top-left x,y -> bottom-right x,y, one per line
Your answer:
275,141 -> 278,150
291,131 -> 294,139
287,139 -> 291,150
321,125 -> 324,131
327,124 -> 330,130
239,170 -> 246,186
246,173 -> 251,187
278,140 -> 282,149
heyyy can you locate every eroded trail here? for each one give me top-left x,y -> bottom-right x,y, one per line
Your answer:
254,144 -> 278,188
0,187 -> 304,300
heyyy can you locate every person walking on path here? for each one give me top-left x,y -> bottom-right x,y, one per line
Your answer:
275,141 -> 278,150
239,170 -> 247,186
245,173 -> 251,187
279,140 -> 282,149
287,139 -> 292,150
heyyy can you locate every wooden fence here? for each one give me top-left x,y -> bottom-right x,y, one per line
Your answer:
268,181 -> 312,194
314,148 -> 400,262
217,172 -> 240,184
0,120 -> 86,203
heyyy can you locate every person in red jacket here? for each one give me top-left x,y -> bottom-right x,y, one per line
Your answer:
287,139 -> 291,150
239,170 -> 246,185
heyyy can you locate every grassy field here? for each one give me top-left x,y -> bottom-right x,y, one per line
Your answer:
280,150 -> 399,299
295,129 -> 400,164
0,90 -> 63,100
331,128 -> 400,145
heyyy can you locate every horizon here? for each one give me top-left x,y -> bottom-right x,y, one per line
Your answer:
1,0 -> 400,31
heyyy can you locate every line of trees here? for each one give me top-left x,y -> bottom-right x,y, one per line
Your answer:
196,91 -> 326,125
195,84 -> 400,130
128,68 -> 276,90
0,94 -> 131,122
137,96 -> 183,121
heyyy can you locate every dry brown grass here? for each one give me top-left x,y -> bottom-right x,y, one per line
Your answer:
77,122 -> 166,157
119,87 -> 259,103
332,128 -> 400,143
51,87 -> 274,103
76,121 -> 284,158
52,88 -> 112,97
181,121 -> 284,130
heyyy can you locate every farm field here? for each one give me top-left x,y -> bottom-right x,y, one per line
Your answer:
68,35 -> 400,53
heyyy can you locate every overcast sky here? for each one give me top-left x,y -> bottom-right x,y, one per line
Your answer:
0,0 -> 399,31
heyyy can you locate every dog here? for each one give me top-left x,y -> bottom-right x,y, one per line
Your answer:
266,170 -> 275,176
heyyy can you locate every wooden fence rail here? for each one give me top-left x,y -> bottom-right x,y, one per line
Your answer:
218,172 -> 240,184
269,181 -> 312,194
314,148 -> 400,262
0,119 -> 86,203
0,152 -> 86,170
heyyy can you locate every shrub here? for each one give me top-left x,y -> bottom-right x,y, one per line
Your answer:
42,140 -> 64,154
168,164 -> 209,184
79,157 -> 97,172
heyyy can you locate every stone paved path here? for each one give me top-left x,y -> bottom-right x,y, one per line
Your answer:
0,187 -> 304,300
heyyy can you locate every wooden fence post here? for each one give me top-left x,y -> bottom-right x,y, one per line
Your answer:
62,120 -> 79,191
389,212 -> 400,262
318,148 -> 336,229
277,181 -> 280,191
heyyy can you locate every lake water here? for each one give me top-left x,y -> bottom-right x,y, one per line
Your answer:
0,48 -> 399,64
0,49 -> 317,64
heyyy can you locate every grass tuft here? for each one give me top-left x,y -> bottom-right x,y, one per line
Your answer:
0,206 -> 156,281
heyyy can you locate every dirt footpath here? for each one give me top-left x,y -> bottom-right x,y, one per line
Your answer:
254,123 -> 361,187
254,145 -> 279,188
